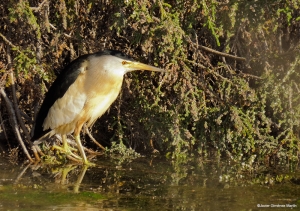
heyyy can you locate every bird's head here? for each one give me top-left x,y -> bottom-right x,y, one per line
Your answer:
93,50 -> 165,76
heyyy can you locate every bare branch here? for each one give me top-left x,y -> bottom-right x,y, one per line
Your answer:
30,0 -> 48,12
49,23 -> 72,38
185,36 -> 246,62
0,32 -> 18,49
84,125 -> 105,150
9,72 -> 32,142
0,88 -> 34,162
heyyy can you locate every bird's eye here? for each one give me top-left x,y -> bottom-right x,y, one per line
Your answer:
122,61 -> 128,65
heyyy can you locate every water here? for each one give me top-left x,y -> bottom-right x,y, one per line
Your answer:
0,155 -> 299,210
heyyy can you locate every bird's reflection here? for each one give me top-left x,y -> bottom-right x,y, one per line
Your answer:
15,163 -> 90,193
52,164 -> 89,193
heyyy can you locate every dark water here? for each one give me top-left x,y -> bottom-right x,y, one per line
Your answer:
0,155 -> 299,211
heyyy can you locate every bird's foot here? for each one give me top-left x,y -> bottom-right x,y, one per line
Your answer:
52,144 -> 96,166
52,144 -> 82,160
83,160 -> 96,166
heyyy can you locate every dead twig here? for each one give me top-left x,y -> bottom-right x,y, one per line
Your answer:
31,145 -> 42,162
0,109 -> 10,150
84,125 -> 105,150
198,45 -> 246,61
0,88 -> 34,162
14,162 -> 32,184
49,23 -> 72,38
0,32 -> 18,49
185,36 -> 247,62
30,0 -> 48,12
9,72 -> 32,143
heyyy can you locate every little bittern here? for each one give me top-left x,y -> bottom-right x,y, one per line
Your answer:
32,50 -> 164,165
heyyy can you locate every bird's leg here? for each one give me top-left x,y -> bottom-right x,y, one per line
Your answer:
62,134 -> 68,151
74,135 -> 95,166
74,122 -> 95,166
62,135 -> 77,152
74,135 -> 87,163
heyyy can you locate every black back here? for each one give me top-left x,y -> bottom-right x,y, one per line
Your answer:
31,49 -> 133,141
94,49 -> 134,61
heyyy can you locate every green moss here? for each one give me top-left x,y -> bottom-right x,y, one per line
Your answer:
0,185 -> 105,210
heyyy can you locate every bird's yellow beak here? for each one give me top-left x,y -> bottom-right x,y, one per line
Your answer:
124,61 -> 165,72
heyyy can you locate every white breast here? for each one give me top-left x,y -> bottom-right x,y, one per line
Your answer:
86,86 -> 122,127
82,55 -> 125,126
43,67 -> 87,131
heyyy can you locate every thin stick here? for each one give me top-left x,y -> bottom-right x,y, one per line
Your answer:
49,23 -> 72,38
185,36 -> 246,62
14,162 -> 32,184
31,145 -> 41,162
0,88 -> 34,162
198,45 -> 246,61
9,72 -> 32,143
30,0 -> 48,12
0,109 -> 10,150
84,125 -> 105,150
0,32 -> 18,49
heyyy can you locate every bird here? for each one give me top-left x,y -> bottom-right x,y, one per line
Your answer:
31,49 -> 164,165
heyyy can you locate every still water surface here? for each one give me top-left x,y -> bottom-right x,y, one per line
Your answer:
0,155 -> 299,210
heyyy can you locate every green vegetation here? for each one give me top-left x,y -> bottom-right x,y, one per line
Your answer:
0,185 -> 105,210
0,0 -> 299,168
